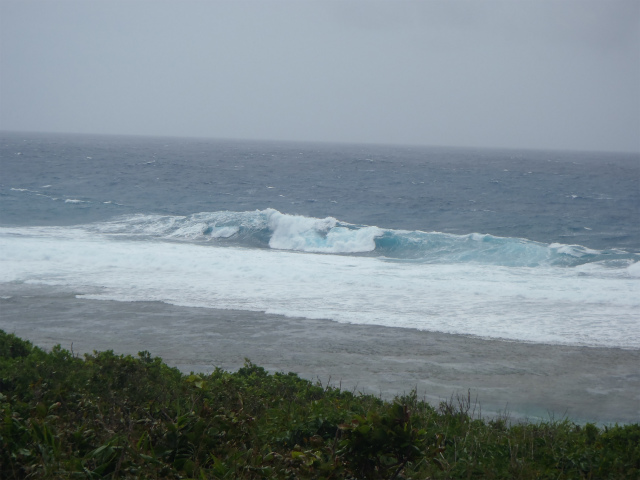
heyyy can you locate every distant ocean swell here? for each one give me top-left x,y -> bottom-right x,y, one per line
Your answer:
86,209 -> 638,270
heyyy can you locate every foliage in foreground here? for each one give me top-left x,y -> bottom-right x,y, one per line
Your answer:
0,330 -> 638,479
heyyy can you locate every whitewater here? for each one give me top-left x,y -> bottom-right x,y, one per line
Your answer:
1,207 -> 638,349
1,132 -> 639,350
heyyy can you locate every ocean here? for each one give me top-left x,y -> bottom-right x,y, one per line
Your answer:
1,131 -> 639,350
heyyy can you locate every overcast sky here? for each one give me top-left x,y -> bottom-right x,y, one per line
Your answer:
1,0 -> 638,152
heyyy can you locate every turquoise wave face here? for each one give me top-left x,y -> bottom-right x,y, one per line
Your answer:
86,209 -> 638,268
372,230 -> 637,267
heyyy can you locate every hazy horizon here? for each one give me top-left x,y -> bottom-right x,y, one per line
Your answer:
1,0 -> 639,153
3,127 -> 640,156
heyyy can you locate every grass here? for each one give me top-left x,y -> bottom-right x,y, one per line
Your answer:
1,329 -> 638,479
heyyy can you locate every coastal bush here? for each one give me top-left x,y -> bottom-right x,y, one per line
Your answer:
0,329 -> 638,479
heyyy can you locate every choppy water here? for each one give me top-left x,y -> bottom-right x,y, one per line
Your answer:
1,132 -> 639,348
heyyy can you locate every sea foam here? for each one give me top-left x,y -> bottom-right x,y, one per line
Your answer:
266,209 -> 381,253
76,209 -> 639,267
1,224 -> 638,349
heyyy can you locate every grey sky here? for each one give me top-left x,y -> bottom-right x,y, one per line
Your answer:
1,0 -> 638,152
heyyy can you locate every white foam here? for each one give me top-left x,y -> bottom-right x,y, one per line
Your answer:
169,222 -> 213,239
211,226 -> 239,238
549,243 -> 600,257
1,226 -> 638,349
64,199 -> 86,204
267,209 -> 382,253
628,261 -> 640,278
470,233 -> 486,241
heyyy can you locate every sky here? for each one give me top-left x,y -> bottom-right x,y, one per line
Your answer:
1,0 -> 638,153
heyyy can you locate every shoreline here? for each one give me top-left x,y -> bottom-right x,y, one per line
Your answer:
1,283 -> 638,425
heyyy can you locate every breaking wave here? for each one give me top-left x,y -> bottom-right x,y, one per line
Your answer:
85,209 -> 638,268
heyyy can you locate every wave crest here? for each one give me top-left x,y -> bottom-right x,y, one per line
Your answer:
87,209 -> 638,267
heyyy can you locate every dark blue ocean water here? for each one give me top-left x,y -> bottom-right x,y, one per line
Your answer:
1,131 -> 639,348
2,131 -> 639,251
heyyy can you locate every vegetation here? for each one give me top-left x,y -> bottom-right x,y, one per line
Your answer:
1,329 -> 638,479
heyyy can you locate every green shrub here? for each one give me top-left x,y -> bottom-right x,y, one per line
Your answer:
0,329 -> 638,479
